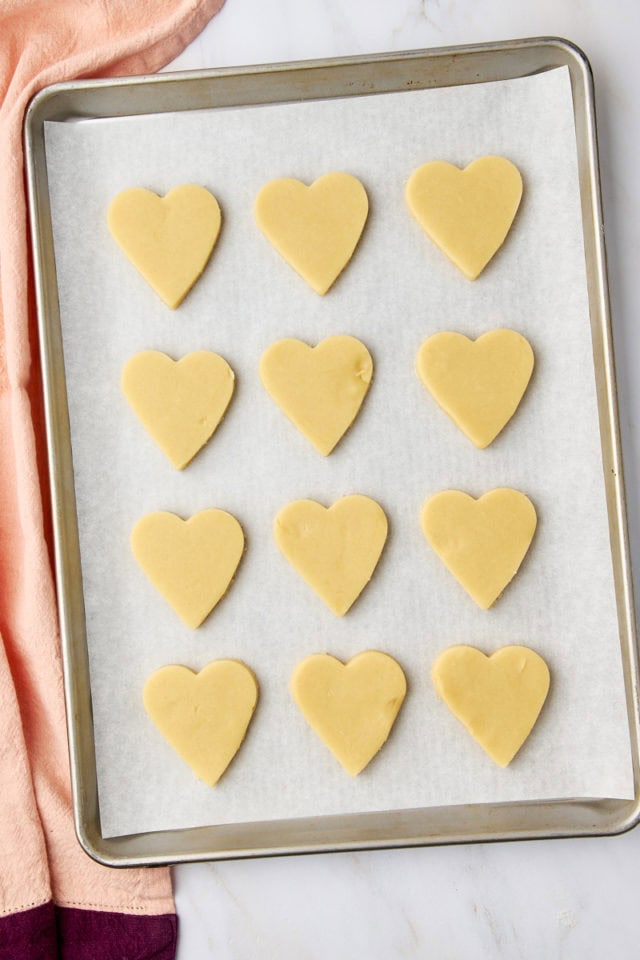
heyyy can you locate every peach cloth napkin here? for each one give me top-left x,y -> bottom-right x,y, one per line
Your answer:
0,1 -> 225,957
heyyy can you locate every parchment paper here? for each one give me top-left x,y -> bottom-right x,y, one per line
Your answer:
44,66 -> 635,839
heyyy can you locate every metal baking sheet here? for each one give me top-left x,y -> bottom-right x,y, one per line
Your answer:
25,39 -> 640,865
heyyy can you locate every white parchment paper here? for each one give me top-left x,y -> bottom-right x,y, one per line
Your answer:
44,66 -> 634,839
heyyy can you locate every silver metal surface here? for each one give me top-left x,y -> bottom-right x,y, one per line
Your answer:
24,38 -> 640,866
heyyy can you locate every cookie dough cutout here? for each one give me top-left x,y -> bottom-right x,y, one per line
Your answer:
107,184 -> 221,308
416,330 -> 534,448
122,350 -> 235,469
254,172 -> 369,294
421,489 -> 537,610
144,660 -> 258,786
260,335 -> 373,455
432,645 -> 550,767
291,651 -> 407,775
131,509 -> 244,629
406,157 -> 523,279
274,495 -> 388,616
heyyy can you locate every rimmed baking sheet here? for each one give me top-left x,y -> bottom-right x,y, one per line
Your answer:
25,39 -> 640,865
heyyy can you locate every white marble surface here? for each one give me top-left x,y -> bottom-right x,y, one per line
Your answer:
164,2 -> 640,957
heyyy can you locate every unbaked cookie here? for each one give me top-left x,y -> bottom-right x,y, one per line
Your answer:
432,645 -> 550,766
274,495 -> 388,616
108,184 -> 221,308
144,659 -> 258,786
406,157 -> 523,279
131,509 -> 244,628
260,335 -> 372,455
421,488 -> 537,609
291,651 -> 406,775
416,329 -> 534,448
254,172 -> 368,294
122,350 -> 235,469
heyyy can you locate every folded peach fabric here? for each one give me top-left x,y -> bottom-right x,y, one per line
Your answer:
0,2 -> 225,957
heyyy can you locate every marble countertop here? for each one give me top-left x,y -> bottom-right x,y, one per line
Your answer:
163,2 -> 640,956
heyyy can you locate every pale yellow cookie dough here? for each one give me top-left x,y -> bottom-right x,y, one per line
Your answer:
416,329 -> 534,448
259,335 -> 372,455
291,651 -> 407,775
421,489 -> 537,609
274,495 -> 388,616
122,350 -> 235,469
406,156 -> 523,279
131,509 -> 244,629
432,645 -> 550,767
107,184 -> 221,308
254,172 -> 368,294
143,660 -> 258,786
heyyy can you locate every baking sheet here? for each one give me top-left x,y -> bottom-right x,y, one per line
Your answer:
44,65 -> 634,839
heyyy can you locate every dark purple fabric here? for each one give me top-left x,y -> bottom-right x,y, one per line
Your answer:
0,900 -> 58,960
55,906 -> 177,960
0,902 -> 177,960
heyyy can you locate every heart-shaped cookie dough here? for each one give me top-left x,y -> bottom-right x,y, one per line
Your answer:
274,495 -> 388,616
131,509 -> 244,628
122,350 -> 235,469
416,329 -> 534,448
406,156 -> 523,279
144,659 -> 258,786
291,651 -> 407,775
432,645 -> 550,766
421,489 -> 537,609
260,336 -> 373,455
254,172 -> 368,294
108,184 -> 221,308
